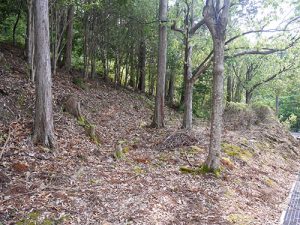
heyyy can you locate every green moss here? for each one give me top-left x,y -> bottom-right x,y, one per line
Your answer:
179,164 -> 221,177
222,143 -> 252,161
77,116 -> 101,145
16,211 -> 67,225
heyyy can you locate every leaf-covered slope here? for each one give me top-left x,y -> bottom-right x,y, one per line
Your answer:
0,43 -> 299,225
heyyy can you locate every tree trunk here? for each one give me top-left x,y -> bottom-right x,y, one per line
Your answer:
33,0 -> 55,148
226,75 -> 232,102
129,47 -> 135,88
153,0 -> 168,128
13,7 -> 21,46
182,79 -> 193,129
26,0 -> 35,81
138,40 -> 146,92
83,12 -> 89,80
204,0 -> 230,171
206,38 -> 225,170
245,90 -> 252,104
167,69 -> 175,105
182,44 -> 193,129
234,79 -> 242,102
63,5 -> 74,73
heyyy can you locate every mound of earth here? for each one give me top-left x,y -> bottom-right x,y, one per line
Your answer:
0,43 -> 299,225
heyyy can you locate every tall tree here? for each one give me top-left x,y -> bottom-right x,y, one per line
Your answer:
152,0 -> 168,128
33,0 -> 55,148
203,0 -> 230,170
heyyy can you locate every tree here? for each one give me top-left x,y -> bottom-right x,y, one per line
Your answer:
171,0 -> 206,129
203,0 -> 230,170
152,0 -> 168,128
33,0 -> 55,148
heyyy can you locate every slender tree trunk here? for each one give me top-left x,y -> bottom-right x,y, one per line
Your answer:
114,51 -> 120,88
63,5 -> 74,73
234,79 -> 242,102
13,9 -> 21,46
167,69 -> 175,105
138,40 -> 146,92
153,0 -> 168,128
33,0 -> 55,148
83,13 -> 89,79
26,0 -> 35,81
129,47 -> 135,88
182,44 -> 193,129
245,90 -> 252,104
226,75 -> 232,102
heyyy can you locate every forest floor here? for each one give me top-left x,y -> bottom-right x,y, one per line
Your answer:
0,43 -> 300,225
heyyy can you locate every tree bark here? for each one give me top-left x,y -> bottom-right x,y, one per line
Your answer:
33,0 -> 55,148
153,0 -> 168,128
63,5 -> 74,73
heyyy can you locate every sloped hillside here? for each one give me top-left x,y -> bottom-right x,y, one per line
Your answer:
0,44 -> 299,225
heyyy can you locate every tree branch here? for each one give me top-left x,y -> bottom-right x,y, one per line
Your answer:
189,19 -> 205,35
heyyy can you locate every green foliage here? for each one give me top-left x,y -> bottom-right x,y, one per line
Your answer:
281,113 -> 298,130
